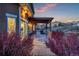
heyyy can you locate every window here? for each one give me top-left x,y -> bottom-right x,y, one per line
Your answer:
6,13 -> 17,34
8,17 -> 16,34
20,20 -> 25,36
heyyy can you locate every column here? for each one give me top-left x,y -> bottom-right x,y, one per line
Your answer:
46,23 -> 47,35
35,23 -> 37,33
50,22 -> 51,32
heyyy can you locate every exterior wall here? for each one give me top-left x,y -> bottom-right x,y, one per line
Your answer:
0,3 -> 34,35
20,3 -> 34,36
0,3 -> 19,34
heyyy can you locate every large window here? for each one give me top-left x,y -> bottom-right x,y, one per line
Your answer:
8,17 -> 16,34
6,13 -> 17,34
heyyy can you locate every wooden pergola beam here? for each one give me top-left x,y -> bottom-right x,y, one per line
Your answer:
28,17 -> 54,23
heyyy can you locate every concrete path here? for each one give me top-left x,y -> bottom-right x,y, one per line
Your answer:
31,38 -> 56,56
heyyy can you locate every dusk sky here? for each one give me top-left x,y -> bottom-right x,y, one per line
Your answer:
34,3 -> 79,23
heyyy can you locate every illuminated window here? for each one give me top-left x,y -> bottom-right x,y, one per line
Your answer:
28,22 -> 33,32
20,20 -> 28,36
21,21 -> 25,35
8,17 -> 16,34
20,6 -> 32,20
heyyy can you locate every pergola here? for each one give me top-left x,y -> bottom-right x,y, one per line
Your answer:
28,17 -> 54,33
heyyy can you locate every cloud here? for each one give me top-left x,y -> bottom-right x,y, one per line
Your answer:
36,3 -> 57,13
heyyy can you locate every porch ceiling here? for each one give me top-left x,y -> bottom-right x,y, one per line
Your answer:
28,17 -> 54,23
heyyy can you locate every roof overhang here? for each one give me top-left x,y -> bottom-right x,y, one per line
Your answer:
28,17 -> 54,24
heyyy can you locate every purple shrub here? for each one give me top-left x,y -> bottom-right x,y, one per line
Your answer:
0,32 -> 3,55
0,31 -> 34,56
52,31 -> 64,55
47,31 -> 79,56
7,32 -> 22,55
64,33 -> 79,55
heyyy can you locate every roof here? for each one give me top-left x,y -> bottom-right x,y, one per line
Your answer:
27,3 -> 35,15
26,3 -> 35,15
28,17 -> 54,23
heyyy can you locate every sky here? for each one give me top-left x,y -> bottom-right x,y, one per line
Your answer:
34,3 -> 79,23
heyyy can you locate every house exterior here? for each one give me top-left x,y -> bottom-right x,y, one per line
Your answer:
0,3 -> 34,36
19,3 -> 34,37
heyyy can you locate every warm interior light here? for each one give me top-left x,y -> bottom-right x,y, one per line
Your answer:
20,5 -> 32,20
21,7 -> 28,19
28,22 -> 33,31
20,21 -> 25,36
28,23 -> 32,28
27,10 -> 32,17
8,17 -> 16,34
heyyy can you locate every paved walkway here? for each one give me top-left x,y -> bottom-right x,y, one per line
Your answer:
36,32 -> 48,42
31,38 -> 56,56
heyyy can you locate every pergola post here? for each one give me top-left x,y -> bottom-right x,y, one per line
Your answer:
32,24 -> 33,31
50,22 -> 51,32
27,21 -> 29,35
35,23 -> 37,32
46,23 -> 47,36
